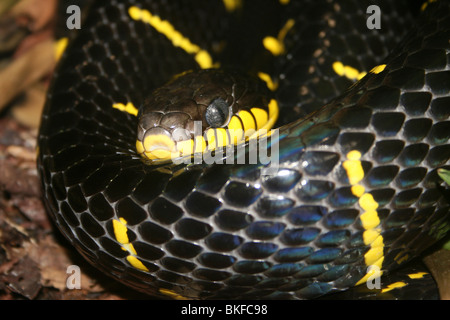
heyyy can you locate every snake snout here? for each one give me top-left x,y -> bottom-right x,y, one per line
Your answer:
137,111 -> 199,160
137,126 -> 176,160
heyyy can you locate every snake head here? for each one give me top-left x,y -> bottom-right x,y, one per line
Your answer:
136,69 -> 274,161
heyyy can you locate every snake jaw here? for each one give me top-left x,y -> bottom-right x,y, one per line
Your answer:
137,127 -> 177,160
137,125 -> 202,160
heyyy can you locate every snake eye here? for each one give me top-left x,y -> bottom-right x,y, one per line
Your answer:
205,98 -> 230,128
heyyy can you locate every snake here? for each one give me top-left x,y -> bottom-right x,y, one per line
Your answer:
37,0 -> 450,299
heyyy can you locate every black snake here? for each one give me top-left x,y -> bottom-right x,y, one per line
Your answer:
38,0 -> 450,299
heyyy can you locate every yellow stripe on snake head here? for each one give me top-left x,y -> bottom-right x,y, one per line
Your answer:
205,129 -> 217,150
205,128 -> 229,150
176,139 -> 195,157
248,99 -> 279,140
136,140 -> 145,155
223,0 -> 242,12
266,99 -> 279,130
147,149 -> 172,160
194,135 -> 207,153
238,110 -> 256,137
251,108 -> 269,130
215,128 -> 230,148
142,134 -> 175,160
227,116 -> 245,144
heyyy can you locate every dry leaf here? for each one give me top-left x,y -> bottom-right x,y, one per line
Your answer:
0,39 -> 54,112
11,84 -> 46,128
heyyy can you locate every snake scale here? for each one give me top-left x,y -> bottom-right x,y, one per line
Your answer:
38,0 -> 450,299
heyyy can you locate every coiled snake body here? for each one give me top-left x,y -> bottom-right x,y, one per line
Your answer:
38,0 -> 450,299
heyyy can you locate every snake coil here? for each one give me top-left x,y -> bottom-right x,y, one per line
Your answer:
38,0 -> 450,299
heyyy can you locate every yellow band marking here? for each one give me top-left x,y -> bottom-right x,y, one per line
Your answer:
258,72 -> 278,91
265,99 -> 279,131
356,264 -> 382,288
421,0 -> 437,11
137,134 -> 176,160
342,150 -> 364,185
215,128 -> 230,149
359,194 -> 380,229
346,150 -> 362,161
128,6 -> 213,69
136,140 -> 145,155
251,107 -> 269,130
370,64 -> 386,74
351,185 -> 365,198
55,38 -> 69,61
139,134 -> 208,160
112,218 -> 149,272
380,281 -> 407,293
362,228 -> 381,245
113,102 -> 139,116
279,0 -> 290,4
176,139 -> 195,156
362,236 -> 384,266
263,19 -> 295,56
223,0 -> 242,12
194,135 -> 207,154
247,99 -> 279,141
143,134 -> 175,152
332,61 -> 367,81
227,116 -> 245,144
333,62 -> 386,82
343,150 -> 385,286
159,288 -> 189,300
263,38 -> 284,56
205,128 -> 230,151
394,252 -> 410,265
238,110 -> 257,137
408,272 -> 428,279
205,129 -> 217,150
149,149 -> 172,160
138,99 -> 278,161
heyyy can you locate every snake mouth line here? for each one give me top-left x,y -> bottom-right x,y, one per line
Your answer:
136,123 -> 279,163
136,99 -> 279,161
136,133 -> 176,160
